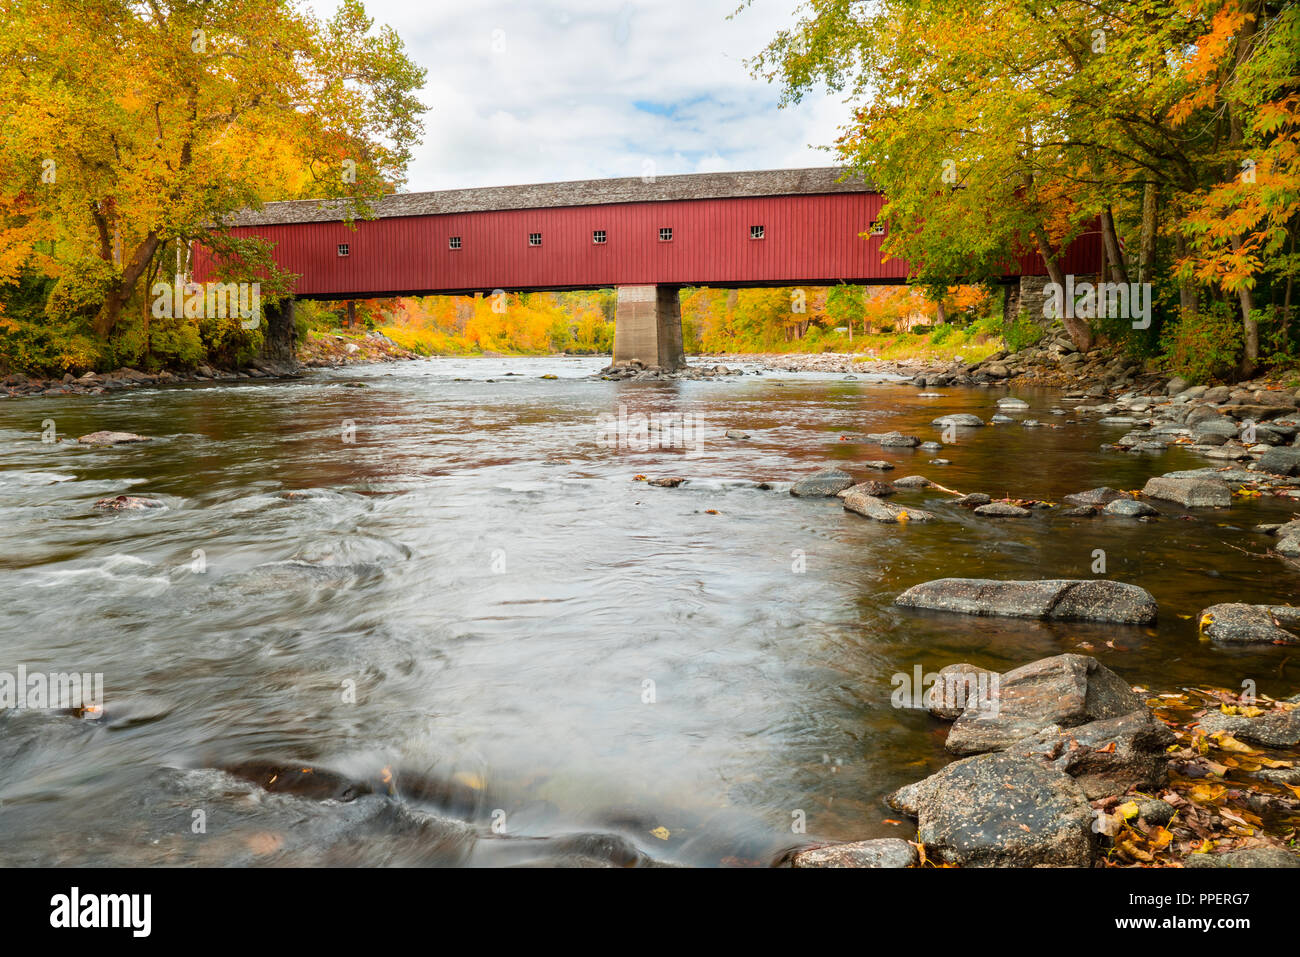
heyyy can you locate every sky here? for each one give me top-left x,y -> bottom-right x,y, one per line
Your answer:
306,0 -> 847,192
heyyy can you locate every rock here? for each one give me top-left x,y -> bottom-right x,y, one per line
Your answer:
1257,447 -> 1300,476
894,579 -> 1158,624
790,838 -> 917,869
1006,711 -> 1176,798
1062,487 -> 1124,506
997,397 -> 1030,409
1197,708 -> 1300,747
945,654 -> 1145,755
892,475 -> 931,489
990,414 -> 1015,424
77,431 -> 150,445
1198,603 -> 1300,645
928,663 -> 1002,720
1137,799 -> 1176,826
1141,476 -> 1232,507
93,495 -> 165,510
932,414 -> 984,428
1061,505 -> 1097,517
975,502 -> 1032,518
1166,376 -> 1189,395
838,480 -> 894,498
842,491 -> 936,523
1185,847 -> 1300,868
1103,498 -> 1159,517
647,477 -> 684,488
894,752 -> 1094,867
724,430 -> 750,440
790,468 -> 854,498
953,492 -> 992,507
874,431 -> 922,448
862,460 -> 895,471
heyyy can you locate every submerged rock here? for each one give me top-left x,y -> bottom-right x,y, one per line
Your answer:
1103,497 -> 1159,518
790,838 -> 917,869
945,654 -> 1145,755
894,578 -> 1158,624
871,432 -> 922,448
1198,603 -> 1300,645
974,502 -> 1032,518
952,492 -> 992,507
932,413 -> 984,428
1062,487 -> 1124,507
842,491 -> 936,523
78,431 -> 151,445
891,752 -> 1094,867
789,468 -> 854,498
863,460 -> 895,471
838,480 -> 894,498
94,495 -> 164,510
892,475 -> 931,489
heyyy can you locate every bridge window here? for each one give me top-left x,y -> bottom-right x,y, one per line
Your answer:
869,221 -> 886,236
449,236 -> 461,249
592,230 -> 606,244
337,243 -> 350,257
529,232 -> 542,246
659,227 -> 673,242
750,225 -> 765,240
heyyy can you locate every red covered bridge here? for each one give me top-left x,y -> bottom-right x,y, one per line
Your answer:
197,168 -> 1102,369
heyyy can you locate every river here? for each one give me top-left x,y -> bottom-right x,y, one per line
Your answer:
0,355 -> 1296,866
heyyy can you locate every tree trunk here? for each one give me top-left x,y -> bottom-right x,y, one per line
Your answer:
1100,206 -> 1130,285
1174,232 -> 1198,319
1138,181 -> 1158,286
1033,228 -> 1092,350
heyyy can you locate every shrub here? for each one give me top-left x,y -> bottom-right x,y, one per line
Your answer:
1159,302 -> 1242,383
1003,315 -> 1044,352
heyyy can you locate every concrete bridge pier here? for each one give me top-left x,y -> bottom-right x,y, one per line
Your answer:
613,285 -> 685,370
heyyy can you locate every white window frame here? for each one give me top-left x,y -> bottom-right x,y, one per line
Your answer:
528,232 -> 542,246
750,225 -> 765,240
337,243 -> 350,257
448,236 -> 462,249
592,230 -> 606,244
659,227 -> 673,242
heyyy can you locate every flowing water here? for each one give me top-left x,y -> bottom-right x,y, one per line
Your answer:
1,355 -> 1298,867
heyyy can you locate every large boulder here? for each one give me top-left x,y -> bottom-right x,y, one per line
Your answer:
790,468 -> 854,498
842,491 -> 936,523
874,431 -> 922,447
892,752 -> 1095,867
1005,710 -> 1176,798
945,654 -> 1145,755
894,578 -> 1158,624
790,838 -> 917,869
1198,603 -> 1300,645
1141,476 -> 1232,507
1257,447 -> 1300,476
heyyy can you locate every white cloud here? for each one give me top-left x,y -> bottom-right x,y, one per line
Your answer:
306,0 -> 846,190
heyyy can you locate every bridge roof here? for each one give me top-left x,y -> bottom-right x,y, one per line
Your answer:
228,167 -> 872,227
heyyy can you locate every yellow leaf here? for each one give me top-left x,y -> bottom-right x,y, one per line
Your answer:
650,826 -> 670,840
1117,801 -> 1140,820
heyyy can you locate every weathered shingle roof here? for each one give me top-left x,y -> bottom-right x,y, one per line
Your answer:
228,167 -> 872,226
